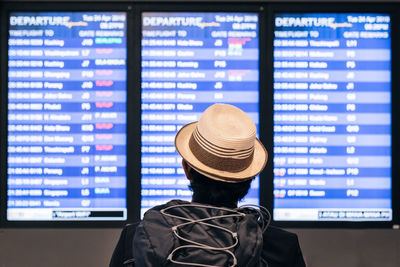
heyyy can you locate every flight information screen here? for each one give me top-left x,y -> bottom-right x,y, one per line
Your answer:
273,13 -> 391,221
141,12 -> 259,215
7,12 -> 127,221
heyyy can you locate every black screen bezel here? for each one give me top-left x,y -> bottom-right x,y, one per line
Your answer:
0,2 -> 140,228
136,2 -> 265,219
0,1 -> 266,228
264,3 -> 400,228
0,1 -> 399,229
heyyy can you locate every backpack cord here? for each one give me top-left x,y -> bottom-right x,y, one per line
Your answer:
238,204 -> 271,234
160,203 -> 270,267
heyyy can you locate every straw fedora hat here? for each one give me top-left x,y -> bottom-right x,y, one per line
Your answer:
175,104 -> 268,183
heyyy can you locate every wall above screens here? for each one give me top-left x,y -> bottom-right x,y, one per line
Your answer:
0,2 -> 398,228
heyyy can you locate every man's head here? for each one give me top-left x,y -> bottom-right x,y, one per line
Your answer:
182,159 -> 252,207
175,104 -> 268,205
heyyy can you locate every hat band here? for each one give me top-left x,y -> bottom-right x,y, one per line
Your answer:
188,130 -> 254,172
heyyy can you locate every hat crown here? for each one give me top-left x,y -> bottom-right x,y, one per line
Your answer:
197,104 -> 257,151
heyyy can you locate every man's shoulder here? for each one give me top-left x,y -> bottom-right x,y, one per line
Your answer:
262,225 -> 306,267
263,225 -> 301,251
109,222 -> 141,267
265,225 -> 299,241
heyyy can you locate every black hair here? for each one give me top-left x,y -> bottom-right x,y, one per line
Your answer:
188,168 -> 252,208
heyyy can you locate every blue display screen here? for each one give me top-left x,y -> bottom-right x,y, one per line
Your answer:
141,12 -> 260,216
273,14 -> 392,221
7,12 -> 127,221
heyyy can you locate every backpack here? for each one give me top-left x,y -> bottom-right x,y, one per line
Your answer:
131,201 -> 265,267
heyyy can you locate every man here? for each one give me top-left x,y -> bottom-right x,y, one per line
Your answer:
110,104 -> 306,267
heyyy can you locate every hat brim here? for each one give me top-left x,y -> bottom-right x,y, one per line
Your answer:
175,122 -> 268,183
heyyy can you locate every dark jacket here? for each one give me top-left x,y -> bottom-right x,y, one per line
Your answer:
110,200 -> 306,267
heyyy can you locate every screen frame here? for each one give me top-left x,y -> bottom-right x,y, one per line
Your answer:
136,3 -> 265,220
264,3 -> 400,228
0,2 -> 139,228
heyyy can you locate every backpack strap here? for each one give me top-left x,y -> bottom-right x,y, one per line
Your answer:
110,222 -> 140,267
122,222 -> 140,267
122,258 -> 135,267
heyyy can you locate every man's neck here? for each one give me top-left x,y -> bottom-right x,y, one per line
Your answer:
191,196 -> 238,209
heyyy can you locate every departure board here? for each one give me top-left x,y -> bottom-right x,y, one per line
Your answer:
141,12 -> 259,215
7,12 -> 127,221
273,13 -> 392,221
